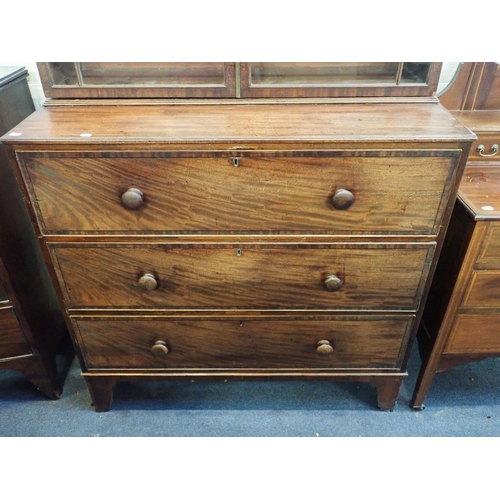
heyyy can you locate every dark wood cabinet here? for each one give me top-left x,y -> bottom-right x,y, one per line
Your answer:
0,66 -> 68,399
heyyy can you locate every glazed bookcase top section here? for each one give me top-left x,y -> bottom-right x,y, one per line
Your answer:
38,63 -> 237,99
37,62 -> 442,100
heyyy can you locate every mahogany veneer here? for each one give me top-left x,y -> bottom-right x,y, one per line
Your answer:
1,101 -> 474,411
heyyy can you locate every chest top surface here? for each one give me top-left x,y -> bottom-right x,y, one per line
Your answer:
1,102 -> 474,146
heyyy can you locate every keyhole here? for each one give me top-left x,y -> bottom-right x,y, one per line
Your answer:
236,249 -> 242,256
233,157 -> 239,167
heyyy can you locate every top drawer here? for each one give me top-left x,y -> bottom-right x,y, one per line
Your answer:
19,150 -> 460,235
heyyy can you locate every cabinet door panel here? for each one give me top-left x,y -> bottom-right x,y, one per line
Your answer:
38,62 -> 237,99
239,62 -> 441,98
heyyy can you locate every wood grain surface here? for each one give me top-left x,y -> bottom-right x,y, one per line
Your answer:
2,99 -> 474,411
462,270 -> 500,308
444,313 -> 500,353
74,315 -> 413,370
475,225 -> 500,271
1,103 -> 475,144
459,169 -> 500,220
52,243 -> 434,310
450,110 -> 500,132
22,151 -> 458,235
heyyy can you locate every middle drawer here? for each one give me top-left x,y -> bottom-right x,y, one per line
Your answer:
51,243 -> 434,311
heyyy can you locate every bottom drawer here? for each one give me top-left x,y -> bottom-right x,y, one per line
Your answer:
0,307 -> 31,359
74,315 -> 414,370
445,313 -> 500,354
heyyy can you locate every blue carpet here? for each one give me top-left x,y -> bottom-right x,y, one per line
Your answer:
1,345 -> 499,437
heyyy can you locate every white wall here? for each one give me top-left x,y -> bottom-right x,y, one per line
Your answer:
437,62 -> 460,94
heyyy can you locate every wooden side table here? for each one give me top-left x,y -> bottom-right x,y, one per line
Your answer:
412,111 -> 500,408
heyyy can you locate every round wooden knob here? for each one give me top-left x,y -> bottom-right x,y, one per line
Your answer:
332,189 -> 355,210
138,273 -> 158,291
324,274 -> 343,292
151,340 -> 169,355
317,340 -> 334,355
121,188 -> 144,210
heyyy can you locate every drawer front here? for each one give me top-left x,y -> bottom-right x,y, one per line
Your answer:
53,244 -> 434,310
468,134 -> 500,162
444,313 -> 500,354
74,315 -> 413,370
21,151 -> 459,235
476,223 -> 500,267
462,270 -> 500,308
0,307 -> 31,359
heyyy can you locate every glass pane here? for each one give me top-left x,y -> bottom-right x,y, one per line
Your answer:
77,62 -> 226,86
250,62 -> 402,86
47,62 -> 79,85
400,63 -> 431,84
46,62 -> 227,87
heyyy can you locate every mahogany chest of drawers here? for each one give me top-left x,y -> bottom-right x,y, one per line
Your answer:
1,102 -> 474,411
412,110 -> 500,408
